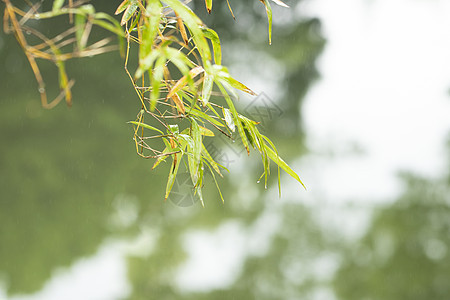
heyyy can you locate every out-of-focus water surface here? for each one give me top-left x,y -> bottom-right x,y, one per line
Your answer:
1,0 -> 450,299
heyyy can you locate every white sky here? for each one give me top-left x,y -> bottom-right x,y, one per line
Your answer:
4,0 -> 450,299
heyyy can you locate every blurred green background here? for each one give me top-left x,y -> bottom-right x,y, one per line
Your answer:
1,0 -> 450,299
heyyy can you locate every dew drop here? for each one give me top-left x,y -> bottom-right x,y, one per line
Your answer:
256,180 -> 260,184
38,87 -> 45,93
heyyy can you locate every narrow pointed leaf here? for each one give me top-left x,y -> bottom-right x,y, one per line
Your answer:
259,0 -> 273,45
127,121 -> 164,134
222,108 -> 235,132
217,82 -> 249,154
205,0 -> 212,13
201,73 -> 214,105
165,153 -> 182,200
140,0 -> 162,60
265,145 -> 306,189
203,158 -> 225,202
162,0 -> 211,62
53,0 -> 65,12
166,66 -> 204,99
188,108 -> 226,128
202,144 -> 222,176
120,0 -> 138,26
188,118 -> 202,185
271,0 -> 289,8
226,0 -> 235,19
199,125 -> 214,136
201,28 -> 221,65
115,0 -> 131,15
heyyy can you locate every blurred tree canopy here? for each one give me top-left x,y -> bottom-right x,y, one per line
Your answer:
333,137 -> 450,299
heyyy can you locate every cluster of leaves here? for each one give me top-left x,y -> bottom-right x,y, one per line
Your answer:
2,0 -> 123,108
3,0 -> 305,206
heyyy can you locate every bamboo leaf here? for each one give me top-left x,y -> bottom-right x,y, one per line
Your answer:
271,0 -> 289,8
162,0 -> 211,62
202,144 -> 222,176
217,82 -> 249,154
127,121 -> 163,134
226,0 -> 235,19
175,11 -> 189,45
166,66 -> 204,99
120,0 -> 138,26
264,143 -> 306,189
259,0 -> 273,45
199,125 -> 214,136
152,148 -> 170,169
140,0 -> 162,60
195,165 -> 205,207
165,152 -> 182,200
53,0 -> 65,12
205,0 -> 212,13
201,73 -> 214,106
150,55 -> 166,110
188,118 -> 202,185
222,108 -> 235,132
203,158 -> 225,203
213,65 -> 256,95
75,13 -> 86,51
201,28 -> 221,65
188,108 -> 226,128
169,92 -> 185,114
115,0 -> 131,15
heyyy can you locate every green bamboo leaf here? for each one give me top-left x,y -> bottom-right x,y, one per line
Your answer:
152,147 -> 170,169
259,0 -> 273,45
53,0 -> 65,12
195,170 -> 205,207
222,108 -> 235,132
150,55 -> 166,110
120,0 -> 138,26
203,158 -> 225,203
92,19 -> 124,36
140,0 -> 162,60
164,47 -> 192,76
75,13 -> 86,51
217,82 -> 249,154
136,50 -> 159,79
201,73 -> 214,106
201,144 -> 222,176
93,12 -> 125,55
205,0 -> 212,13
260,135 -> 281,195
166,66 -> 204,100
213,65 -> 256,95
127,121 -> 164,134
162,0 -> 211,62
201,28 -> 221,65
264,142 -> 306,190
199,125 -> 214,136
179,133 -> 195,149
165,152 -> 182,200
115,0 -> 131,15
168,124 -> 179,135
188,118 -> 202,185
188,108 -> 226,128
